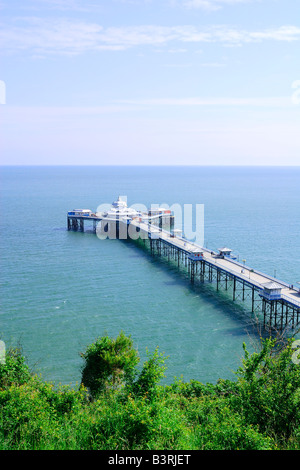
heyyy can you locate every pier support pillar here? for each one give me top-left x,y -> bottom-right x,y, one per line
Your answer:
233,277 -> 236,301
263,299 -> 266,329
190,261 -> 195,284
150,239 -> 154,256
72,219 -> 78,231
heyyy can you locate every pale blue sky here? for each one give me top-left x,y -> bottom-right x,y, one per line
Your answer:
1,0 -> 300,165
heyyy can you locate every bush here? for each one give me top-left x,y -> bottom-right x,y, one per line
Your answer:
80,331 -> 139,398
183,396 -> 273,450
0,333 -> 299,450
0,347 -> 31,389
67,390 -> 191,450
0,379 -> 59,449
0,374 -> 88,450
130,347 -> 166,399
231,338 -> 300,441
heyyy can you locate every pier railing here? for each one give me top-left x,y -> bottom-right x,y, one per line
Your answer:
68,207 -> 300,331
281,294 -> 300,308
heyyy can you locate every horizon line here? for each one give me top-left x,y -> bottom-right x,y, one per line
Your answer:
1,164 -> 300,168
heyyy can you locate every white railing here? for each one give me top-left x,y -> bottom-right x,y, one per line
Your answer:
128,219 -> 300,306
281,294 -> 300,308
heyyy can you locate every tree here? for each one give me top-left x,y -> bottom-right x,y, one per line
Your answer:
131,347 -> 166,399
233,337 -> 300,440
80,331 -> 139,398
0,346 -> 31,389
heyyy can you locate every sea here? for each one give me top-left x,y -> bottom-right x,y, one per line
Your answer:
0,165 -> 299,387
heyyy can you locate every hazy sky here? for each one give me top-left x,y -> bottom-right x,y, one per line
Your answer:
1,0 -> 300,165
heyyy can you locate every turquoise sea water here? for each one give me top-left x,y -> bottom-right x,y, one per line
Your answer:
0,166 -> 299,386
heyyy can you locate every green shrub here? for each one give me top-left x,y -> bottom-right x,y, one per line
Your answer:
0,347 -> 31,389
80,331 -> 139,398
183,396 -> 273,450
0,333 -> 299,450
0,379 -> 59,449
67,391 -> 191,450
232,338 -> 300,441
130,347 -> 166,399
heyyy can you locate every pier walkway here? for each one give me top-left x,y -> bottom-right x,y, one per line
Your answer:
134,220 -> 300,304
67,203 -> 300,332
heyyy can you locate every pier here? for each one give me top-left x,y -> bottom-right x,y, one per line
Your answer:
67,198 -> 300,333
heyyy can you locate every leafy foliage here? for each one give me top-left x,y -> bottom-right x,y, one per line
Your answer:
232,338 -> 300,441
130,347 -> 166,399
80,331 -> 139,397
0,333 -> 299,450
0,347 -> 31,389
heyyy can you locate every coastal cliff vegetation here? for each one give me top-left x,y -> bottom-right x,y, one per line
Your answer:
0,331 -> 299,450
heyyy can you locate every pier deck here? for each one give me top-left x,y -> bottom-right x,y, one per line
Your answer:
67,203 -> 300,331
133,219 -> 300,308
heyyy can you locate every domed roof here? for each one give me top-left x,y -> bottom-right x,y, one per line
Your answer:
112,196 -> 127,209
